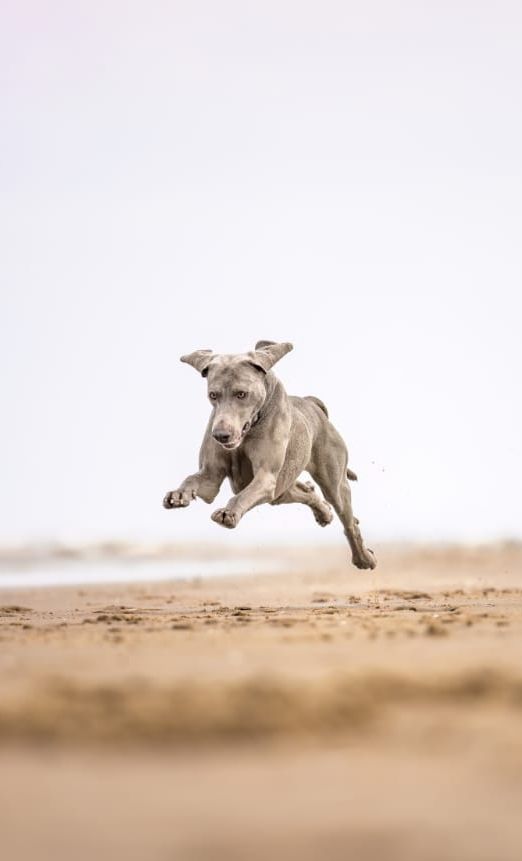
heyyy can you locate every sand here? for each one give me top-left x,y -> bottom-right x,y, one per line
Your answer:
1,543 -> 522,860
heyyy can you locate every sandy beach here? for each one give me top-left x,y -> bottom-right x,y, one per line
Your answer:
1,542 -> 522,860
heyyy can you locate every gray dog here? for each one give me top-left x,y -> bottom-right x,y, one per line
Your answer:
163,341 -> 376,570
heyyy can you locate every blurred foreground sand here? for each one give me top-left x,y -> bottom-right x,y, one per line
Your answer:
1,543 -> 522,860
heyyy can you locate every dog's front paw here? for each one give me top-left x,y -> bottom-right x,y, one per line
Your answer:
211,508 -> 239,529
163,489 -> 196,509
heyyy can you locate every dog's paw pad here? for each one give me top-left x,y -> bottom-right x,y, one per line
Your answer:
352,548 -> 377,570
211,508 -> 238,529
163,490 -> 194,509
314,503 -> 334,527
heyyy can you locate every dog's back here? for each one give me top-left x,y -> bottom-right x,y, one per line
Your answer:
304,395 -> 328,418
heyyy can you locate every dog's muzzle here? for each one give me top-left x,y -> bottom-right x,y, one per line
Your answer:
213,414 -> 260,450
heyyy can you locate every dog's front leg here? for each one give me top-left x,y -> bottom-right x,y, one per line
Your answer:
211,470 -> 277,529
163,468 -> 224,509
164,425 -> 229,510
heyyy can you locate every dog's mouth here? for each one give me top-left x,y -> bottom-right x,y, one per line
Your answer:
217,420 -> 254,451
221,440 -> 240,450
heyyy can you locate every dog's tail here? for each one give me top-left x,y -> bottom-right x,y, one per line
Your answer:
346,468 -> 358,481
305,396 -> 329,418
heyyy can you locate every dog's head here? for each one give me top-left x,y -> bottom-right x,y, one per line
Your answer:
180,340 -> 293,450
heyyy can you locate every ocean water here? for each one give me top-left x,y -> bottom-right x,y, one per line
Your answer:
0,556 -> 282,589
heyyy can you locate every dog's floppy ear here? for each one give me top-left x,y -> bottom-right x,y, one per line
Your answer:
254,340 -> 277,350
248,341 -> 293,373
180,349 -> 215,377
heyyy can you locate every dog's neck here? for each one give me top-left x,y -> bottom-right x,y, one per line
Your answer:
252,372 -> 285,427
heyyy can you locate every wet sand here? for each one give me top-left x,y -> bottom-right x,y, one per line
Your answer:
1,543 -> 522,860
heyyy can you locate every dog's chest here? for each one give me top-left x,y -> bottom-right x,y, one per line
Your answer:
228,451 -> 254,494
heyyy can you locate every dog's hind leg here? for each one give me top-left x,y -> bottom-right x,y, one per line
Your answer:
310,452 -> 376,570
334,481 -> 377,569
271,480 -> 333,527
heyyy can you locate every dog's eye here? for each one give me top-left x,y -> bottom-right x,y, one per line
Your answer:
209,392 -> 218,400
236,391 -> 247,399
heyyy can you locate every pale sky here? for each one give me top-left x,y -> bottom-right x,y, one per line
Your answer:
1,1 -> 521,547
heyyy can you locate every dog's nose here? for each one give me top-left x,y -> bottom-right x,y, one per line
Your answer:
213,429 -> 232,444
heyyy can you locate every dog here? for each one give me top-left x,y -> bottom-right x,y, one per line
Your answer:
163,340 -> 376,569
